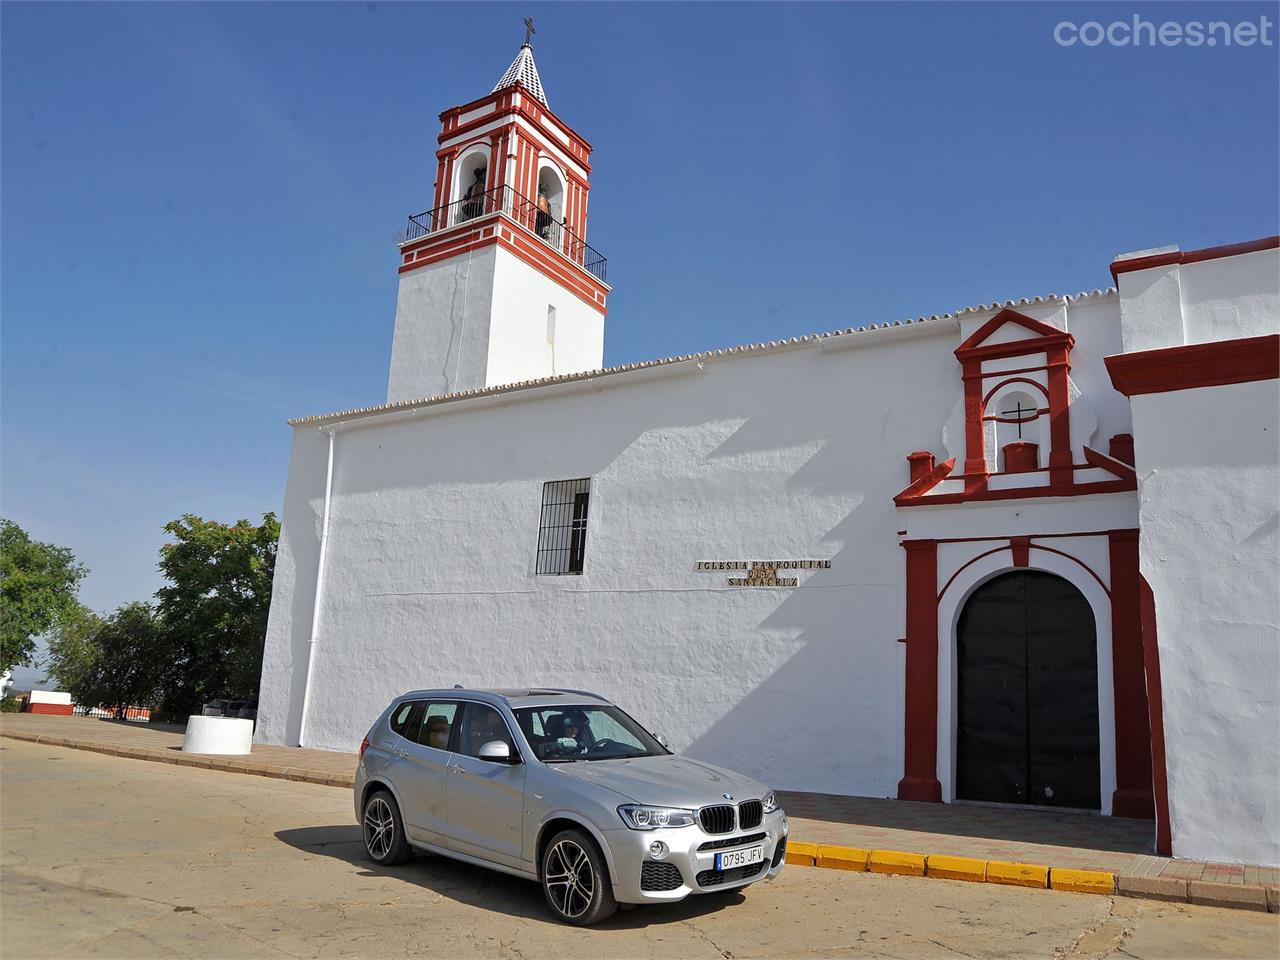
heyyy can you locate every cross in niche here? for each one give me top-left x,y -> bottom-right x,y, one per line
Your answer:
1001,400 -> 1039,439
523,17 -> 536,45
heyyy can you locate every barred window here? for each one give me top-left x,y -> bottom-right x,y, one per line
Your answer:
536,478 -> 590,575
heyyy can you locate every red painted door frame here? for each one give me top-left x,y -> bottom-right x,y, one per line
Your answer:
1108,529 -> 1157,819
897,531 -> 1162,824
898,539 -> 942,802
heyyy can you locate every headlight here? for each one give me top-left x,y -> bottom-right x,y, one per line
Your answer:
761,790 -> 779,814
617,805 -> 697,830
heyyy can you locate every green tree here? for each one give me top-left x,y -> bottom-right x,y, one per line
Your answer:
0,519 -> 88,674
82,602 -> 167,717
43,603 -> 103,701
153,513 -> 279,720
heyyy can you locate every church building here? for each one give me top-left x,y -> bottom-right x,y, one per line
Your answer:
256,38 -> 1280,868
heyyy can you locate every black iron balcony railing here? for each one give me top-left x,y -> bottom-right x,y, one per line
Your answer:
405,184 -> 607,284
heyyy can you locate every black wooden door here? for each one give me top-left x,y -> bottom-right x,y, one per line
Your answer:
956,571 -> 1100,809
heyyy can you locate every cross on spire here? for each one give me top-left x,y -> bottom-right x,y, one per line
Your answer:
492,27 -> 548,105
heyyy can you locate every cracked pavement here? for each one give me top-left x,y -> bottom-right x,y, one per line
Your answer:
2,739 -> 1276,959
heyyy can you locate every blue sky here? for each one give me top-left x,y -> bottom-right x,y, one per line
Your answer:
3,2 -> 1277,681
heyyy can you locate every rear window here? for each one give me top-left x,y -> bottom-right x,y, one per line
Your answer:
389,701 -> 423,740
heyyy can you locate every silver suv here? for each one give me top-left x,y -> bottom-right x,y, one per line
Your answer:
355,688 -> 788,925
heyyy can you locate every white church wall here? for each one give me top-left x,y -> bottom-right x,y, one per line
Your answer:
256,426 -> 331,746
1130,377 -> 1280,865
1178,248 -> 1280,345
386,246 -> 498,403
1062,294 -> 1131,451
486,245 -> 605,387
1115,245 -> 1280,354
259,321 -> 967,797
1116,262 -> 1185,354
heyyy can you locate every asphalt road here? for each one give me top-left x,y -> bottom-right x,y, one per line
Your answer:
2,738 -> 1276,959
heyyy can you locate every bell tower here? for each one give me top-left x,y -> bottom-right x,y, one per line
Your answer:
387,27 -> 609,403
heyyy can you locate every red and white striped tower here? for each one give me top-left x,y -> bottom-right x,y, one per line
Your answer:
387,27 -> 609,403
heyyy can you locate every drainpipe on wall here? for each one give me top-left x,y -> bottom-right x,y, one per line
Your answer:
297,425 -> 338,747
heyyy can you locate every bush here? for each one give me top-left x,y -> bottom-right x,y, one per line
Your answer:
1,697 -> 23,713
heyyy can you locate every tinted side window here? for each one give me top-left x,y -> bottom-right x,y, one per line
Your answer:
457,703 -> 516,759
389,700 -> 424,741
413,701 -> 459,751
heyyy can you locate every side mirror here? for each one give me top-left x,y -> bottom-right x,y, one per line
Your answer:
478,740 -> 518,763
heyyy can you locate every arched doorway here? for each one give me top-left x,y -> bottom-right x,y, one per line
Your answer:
956,570 -> 1100,809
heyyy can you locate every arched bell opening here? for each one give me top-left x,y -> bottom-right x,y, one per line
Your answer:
535,165 -> 566,247
454,150 -> 489,224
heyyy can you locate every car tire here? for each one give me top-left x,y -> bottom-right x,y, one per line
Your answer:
540,828 -> 618,926
362,789 -> 411,865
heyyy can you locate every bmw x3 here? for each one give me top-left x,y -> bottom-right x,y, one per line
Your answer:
354,688 -> 788,924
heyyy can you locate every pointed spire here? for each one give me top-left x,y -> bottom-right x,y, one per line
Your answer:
492,22 -> 548,107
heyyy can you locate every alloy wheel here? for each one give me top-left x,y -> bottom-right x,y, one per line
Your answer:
544,838 -> 595,919
364,796 -> 395,860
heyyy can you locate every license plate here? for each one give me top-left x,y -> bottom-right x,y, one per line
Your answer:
715,844 -> 765,871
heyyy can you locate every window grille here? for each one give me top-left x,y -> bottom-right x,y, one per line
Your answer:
536,479 -> 590,575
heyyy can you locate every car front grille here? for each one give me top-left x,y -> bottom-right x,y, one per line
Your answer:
738,800 -> 763,829
699,804 -> 735,834
696,861 -> 767,888
640,861 -> 684,892
697,832 -> 767,852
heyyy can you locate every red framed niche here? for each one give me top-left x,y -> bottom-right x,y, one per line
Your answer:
955,309 -> 1074,493
895,309 -> 1137,506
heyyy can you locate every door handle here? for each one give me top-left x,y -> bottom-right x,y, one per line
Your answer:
449,763 -> 468,775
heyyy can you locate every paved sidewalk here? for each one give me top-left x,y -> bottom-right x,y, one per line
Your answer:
4,713 -> 1276,892
0,713 -> 356,787
779,791 -> 1278,888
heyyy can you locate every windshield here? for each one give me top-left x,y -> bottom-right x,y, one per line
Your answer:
513,704 -> 668,762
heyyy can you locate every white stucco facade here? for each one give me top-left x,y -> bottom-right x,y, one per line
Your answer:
1109,246 -> 1280,865
386,242 -> 605,403
262,291 -> 1122,785
266,316 -> 973,796
1129,378 -> 1279,865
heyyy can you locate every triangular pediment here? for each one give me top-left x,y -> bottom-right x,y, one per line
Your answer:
954,308 -> 1073,359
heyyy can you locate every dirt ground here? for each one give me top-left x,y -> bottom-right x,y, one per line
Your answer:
2,738 -> 1276,959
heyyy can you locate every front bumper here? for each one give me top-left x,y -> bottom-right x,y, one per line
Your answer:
601,810 -> 788,904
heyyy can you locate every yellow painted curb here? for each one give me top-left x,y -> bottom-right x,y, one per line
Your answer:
816,845 -> 870,871
785,841 -> 819,866
926,854 -> 987,882
1050,868 -> 1116,895
869,849 -> 927,877
986,860 -> 1049,888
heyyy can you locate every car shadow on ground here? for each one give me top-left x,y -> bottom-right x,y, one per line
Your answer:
275,825 -> 749,930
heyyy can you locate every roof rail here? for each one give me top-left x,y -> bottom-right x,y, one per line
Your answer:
543,687 -> 607,700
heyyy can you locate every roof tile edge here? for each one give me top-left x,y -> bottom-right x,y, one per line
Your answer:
287,288 -> 1117,427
